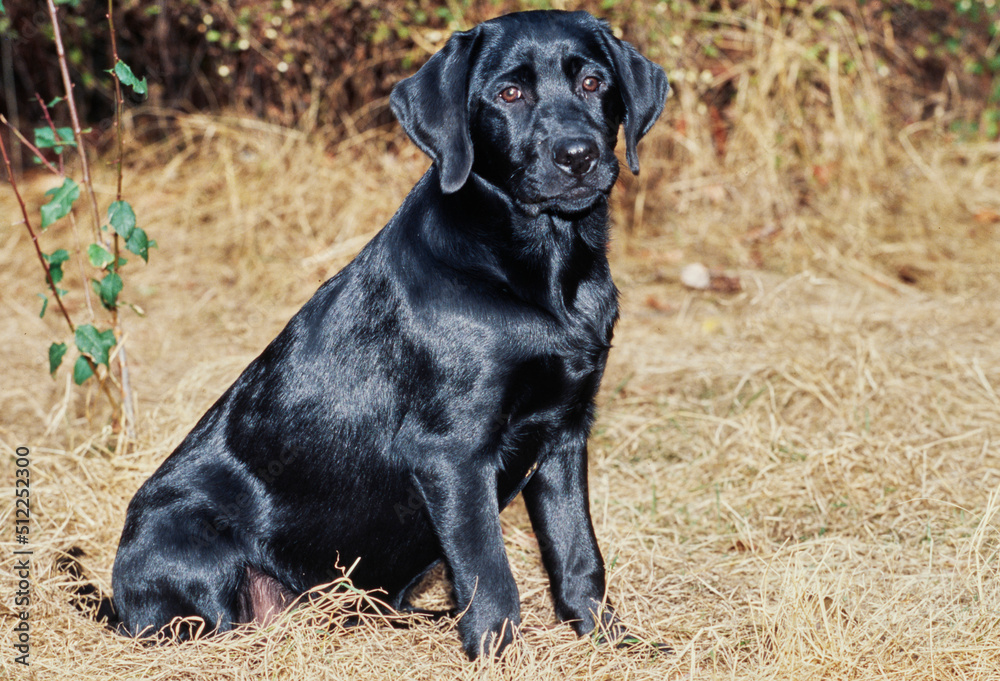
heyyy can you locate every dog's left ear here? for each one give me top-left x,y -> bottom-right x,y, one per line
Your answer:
601,28 -> 670,175
390,29 -> 480,194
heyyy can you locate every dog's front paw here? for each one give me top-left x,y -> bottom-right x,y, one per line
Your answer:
460,613 -> 520,660
573,600 -> 627,644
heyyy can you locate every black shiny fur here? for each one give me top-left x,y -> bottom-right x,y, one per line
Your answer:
111,10 -> 668,659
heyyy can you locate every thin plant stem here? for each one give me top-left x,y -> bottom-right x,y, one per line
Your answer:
34,93 -> 67,176
68,211 -> 98,321
45,0 -> 103,245
0,132 -> 75,332
0,114 -> 59,174
107,0 -> 137,440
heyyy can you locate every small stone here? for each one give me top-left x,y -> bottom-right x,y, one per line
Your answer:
681,263 -> 711,290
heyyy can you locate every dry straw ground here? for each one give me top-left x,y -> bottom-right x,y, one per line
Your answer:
2,5 -> 1000,680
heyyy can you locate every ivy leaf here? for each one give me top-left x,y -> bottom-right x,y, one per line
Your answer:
114,60 -> 148,96
73,356 -> 94,385
87,243 -> 115,269
34,126 -> 76,153
125,226 -> 150,262
43,249 -> 70,265
40,178 -> 80,229
38,293 -> 48,318
49,342 -> 67,375
95,272 -> 123,309
107,200 -> 136,239
43,248 -> 70,283
74,324 -> 116,367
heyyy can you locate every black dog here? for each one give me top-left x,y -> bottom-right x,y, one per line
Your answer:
110,10 -> 667,658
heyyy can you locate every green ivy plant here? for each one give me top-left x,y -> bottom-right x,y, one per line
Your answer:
0,0 -> 153,437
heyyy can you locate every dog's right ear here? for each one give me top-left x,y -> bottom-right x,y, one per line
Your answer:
390,29 -> 479,194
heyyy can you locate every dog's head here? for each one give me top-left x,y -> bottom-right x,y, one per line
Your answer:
390,10 -> 669,215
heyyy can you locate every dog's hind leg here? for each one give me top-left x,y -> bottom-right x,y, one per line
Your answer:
112,509 -> 251,639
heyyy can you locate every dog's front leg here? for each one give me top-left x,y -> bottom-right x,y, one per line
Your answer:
522,436 -> 626,643
412,460 -> 520,659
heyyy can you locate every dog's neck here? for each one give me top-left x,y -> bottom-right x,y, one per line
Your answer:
434,171 -> 613,319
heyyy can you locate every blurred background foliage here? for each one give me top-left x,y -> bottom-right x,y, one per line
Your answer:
1,0 -> 998,144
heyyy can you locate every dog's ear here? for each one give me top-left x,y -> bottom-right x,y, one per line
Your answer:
602,28 -> 670,175
390,29 -> 479,194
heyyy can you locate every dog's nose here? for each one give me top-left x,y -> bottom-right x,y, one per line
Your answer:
552,138 -> 599,177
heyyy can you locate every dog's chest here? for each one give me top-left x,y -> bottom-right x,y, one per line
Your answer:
507,275 -> 616,410
489,295 -> 613,501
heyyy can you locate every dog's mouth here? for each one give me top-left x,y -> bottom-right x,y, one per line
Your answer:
518,163 -> 617,202
557,185 -> 603,201
518,183 -> 609,216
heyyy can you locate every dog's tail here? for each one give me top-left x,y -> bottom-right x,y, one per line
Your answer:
56,547 -> 120,628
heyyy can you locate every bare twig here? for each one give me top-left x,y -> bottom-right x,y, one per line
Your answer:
68,211 -> 98,320
0,132 -> 75,332
45,0 -> 103,244
0,114 -> 59,175
34,93 -> 67,176
108,0 -> 137,440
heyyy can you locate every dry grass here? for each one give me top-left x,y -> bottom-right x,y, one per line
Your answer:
3,7 -> 1000,679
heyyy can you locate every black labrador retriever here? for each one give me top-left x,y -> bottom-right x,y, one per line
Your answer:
111,9 -> 668,658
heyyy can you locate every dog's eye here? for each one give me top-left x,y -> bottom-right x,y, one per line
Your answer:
582,76 -> 601,93
499,86 -> 522,103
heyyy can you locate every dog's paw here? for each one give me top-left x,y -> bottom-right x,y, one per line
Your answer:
564,599 -> 625,640
461,616 -> 520,660
584,609 -> 627,643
